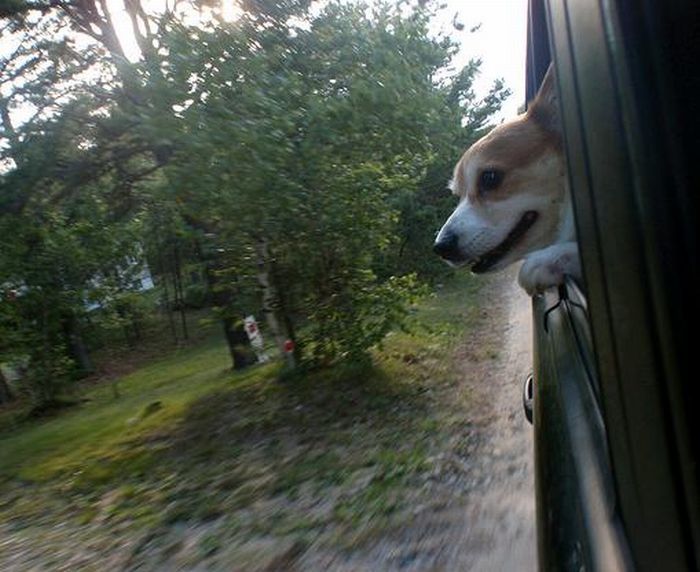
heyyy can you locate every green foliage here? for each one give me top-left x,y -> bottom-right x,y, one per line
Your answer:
183,283 -> 210,309
0,0 -> 510,386
0,272 -> 485,568
0,106 -> 155,401
138,0 -> 509,365
22,343 -> 75,408
302,272 -> 427,365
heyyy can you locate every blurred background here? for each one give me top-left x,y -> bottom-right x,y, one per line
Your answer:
0,1 -> 531,570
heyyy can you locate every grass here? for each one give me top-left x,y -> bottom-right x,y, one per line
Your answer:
0,338 -> 267,482
0,272 -> 490,569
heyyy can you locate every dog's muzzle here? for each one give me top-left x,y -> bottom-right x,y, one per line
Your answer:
433,210 -> 539,271
433,232 -> 463,263
470,210 -> 539,273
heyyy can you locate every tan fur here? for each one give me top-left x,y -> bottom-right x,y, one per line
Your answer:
436,63 -> 579,293
453,116 -> 562,203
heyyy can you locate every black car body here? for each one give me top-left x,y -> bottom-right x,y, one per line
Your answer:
527,1 -> 699,570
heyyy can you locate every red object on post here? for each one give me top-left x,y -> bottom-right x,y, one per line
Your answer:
283,339 -> 295,353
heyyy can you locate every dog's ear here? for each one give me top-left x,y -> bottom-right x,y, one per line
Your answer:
528,64 -> 560,134
448,155 -> 467,196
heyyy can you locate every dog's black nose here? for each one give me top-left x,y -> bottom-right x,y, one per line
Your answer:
433,233 -> 460,260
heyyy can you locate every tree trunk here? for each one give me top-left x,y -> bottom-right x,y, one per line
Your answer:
194,238 -> 254,371
62,314 -> 94,376
160,266 -> 179,344
223,317 -> 256,370
255,237 -> 295,368
172,242 -> 189,340
0,369 -> 13,405
272,258 -> 301,363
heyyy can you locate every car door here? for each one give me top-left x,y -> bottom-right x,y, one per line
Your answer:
527,1 -> 699,570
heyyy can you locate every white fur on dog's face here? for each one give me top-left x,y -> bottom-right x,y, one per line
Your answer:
436,69 -> 567,273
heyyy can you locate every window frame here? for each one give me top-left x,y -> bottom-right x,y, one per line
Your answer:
528,0 -> 699,569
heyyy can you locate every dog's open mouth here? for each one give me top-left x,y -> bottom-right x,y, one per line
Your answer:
471,211 -> 539,273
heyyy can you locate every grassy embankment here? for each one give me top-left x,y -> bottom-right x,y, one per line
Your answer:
0,273 -> 494,568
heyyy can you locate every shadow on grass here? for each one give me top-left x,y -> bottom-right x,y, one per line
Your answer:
123,358 -> 438,534
176,359 -> 428,463
0,274 -> 483,569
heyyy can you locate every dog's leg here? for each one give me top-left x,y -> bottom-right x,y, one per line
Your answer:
518,242 -> 581,295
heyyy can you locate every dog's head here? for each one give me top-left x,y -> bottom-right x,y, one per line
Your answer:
434,67 -> 566,273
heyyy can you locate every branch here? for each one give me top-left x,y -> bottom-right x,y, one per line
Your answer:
0,0 -> 69,18
0,31 -> 29,78
0,97 -> 19,150
123,0 -> 150,58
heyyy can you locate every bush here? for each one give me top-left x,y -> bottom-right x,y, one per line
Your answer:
21,343 -> 75,409
302,272 -> 427,365
183,284 -> 210,309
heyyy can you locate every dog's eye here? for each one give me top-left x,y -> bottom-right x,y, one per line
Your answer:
479,169 -> 503,192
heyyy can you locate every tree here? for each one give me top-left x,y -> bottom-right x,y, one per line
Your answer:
0,89 -> 153,404
0,0 -> 511,393
147,1 -> 509,365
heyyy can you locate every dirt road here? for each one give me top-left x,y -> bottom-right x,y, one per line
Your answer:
0,271 -> 536,572
301,269 -> 537,571
414,269 -> 537,571
447,270 -> 537,570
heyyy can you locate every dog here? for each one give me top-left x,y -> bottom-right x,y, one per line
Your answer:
433,66 -> 581,295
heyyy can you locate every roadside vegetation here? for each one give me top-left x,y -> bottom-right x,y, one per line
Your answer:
0,0 -> 509,410
0,0 -> 512,568
0,273 -> 494,570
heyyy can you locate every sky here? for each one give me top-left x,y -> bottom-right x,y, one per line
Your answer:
432,0 -> 528,121
105,0 -> 529,120
2,0 -> 528,132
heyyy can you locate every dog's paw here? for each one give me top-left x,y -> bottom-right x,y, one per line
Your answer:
518,242 -> 580,295
519,259 -> 566,295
